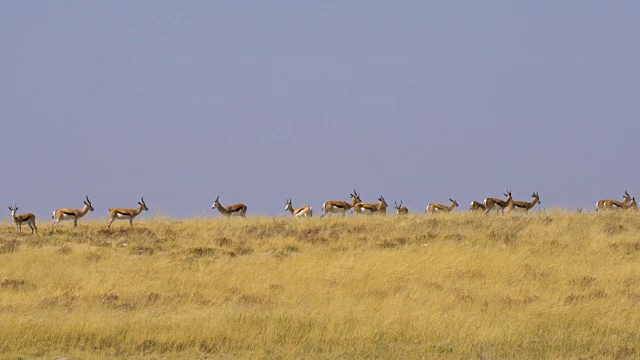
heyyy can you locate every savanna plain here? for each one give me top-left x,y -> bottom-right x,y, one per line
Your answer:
1,212 -> 639,359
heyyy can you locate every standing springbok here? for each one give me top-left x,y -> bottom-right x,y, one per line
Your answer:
284,199 -> 313,218
484,191 -> 512,214
52,195 -> 94,231
353,196 -> 388,215
394,201 -> 409,215
426,198 -> 459,213
9,204 -> 37,234
506,191 -> 541,213
211,196 -> 247,218
320,189 -> 362,217
469,201 -> 486,213
596,191 -> 631,211
107,197 -> 149,228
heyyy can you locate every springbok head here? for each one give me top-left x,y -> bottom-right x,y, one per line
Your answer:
284,198 -> 293,212
532,191 -> 541,204
138,197 -> 148,211
350,189 -> 362,203
84,195 -> 95,212
211,196 -> 221,209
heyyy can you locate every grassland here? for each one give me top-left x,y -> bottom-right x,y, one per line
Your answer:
1,212 -> 639,359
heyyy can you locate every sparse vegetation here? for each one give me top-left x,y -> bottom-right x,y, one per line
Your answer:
1,212 -> 639,359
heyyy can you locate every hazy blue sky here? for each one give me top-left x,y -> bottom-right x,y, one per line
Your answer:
2,1 -> 639,219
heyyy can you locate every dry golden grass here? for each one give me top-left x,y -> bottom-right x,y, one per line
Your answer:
1,212 -> 639,359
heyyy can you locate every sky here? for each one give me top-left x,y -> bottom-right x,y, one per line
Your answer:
1,1 -> 639,219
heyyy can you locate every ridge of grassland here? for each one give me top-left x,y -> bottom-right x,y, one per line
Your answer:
0,212 -> 639,359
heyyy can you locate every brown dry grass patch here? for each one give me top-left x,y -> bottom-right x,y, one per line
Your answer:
0,212 -> 639,358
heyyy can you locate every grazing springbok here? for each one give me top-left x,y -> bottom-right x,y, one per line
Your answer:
506,191 -> 541,213
596,191 -> 631,211
353,196 -> 388,215
394,201 -> 409,215
469,201 -> 486,213
320,189 -> 361,217
107,197 -> 149,228
284,199 -> 313,218
9,204 -> 37,234
484,191 -> 512,214
52,195 -> 94,231
211,196 -> 247,218
426,198 -> 459,213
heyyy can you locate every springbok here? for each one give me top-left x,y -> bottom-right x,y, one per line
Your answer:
320,189 -> 361,217
426,198 -> 459,213
506,191 -> 541,213
394,201 -> 409,215
596,191 -> 631,211
469,201 -> 486,213
107,197 -> 149,228
353,196 -> 388,215
211,196 -> 247,218
9,204 -> 37,234
284,199 -> 312,218
484,191 -> 512,214
52,195 -> 94,231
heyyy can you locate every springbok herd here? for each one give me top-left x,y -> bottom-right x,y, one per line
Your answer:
5,190 -> 639,235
